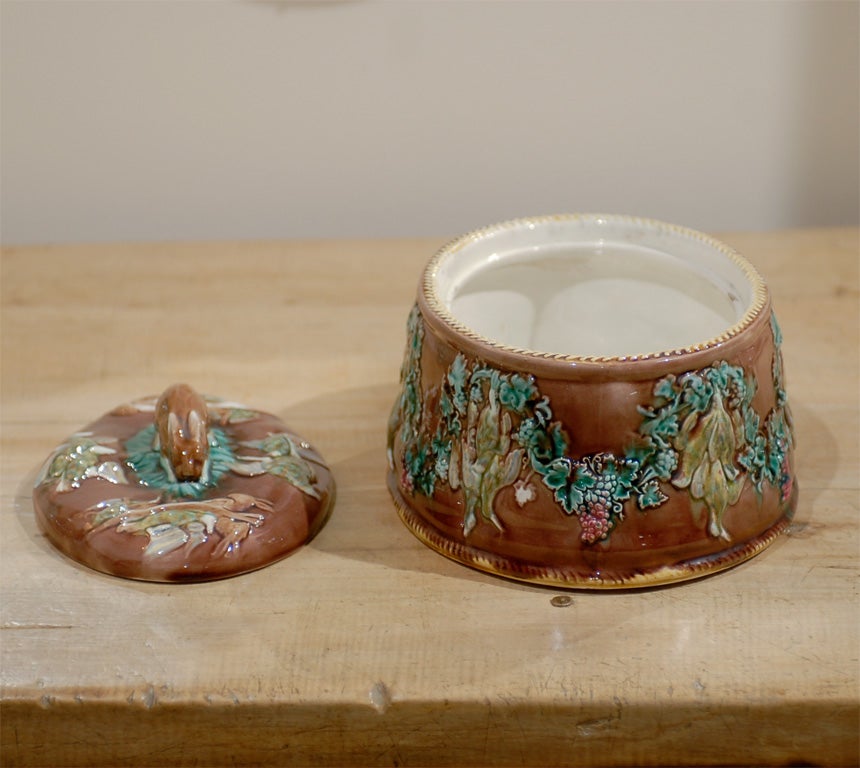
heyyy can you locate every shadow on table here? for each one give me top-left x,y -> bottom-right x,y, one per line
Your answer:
279,383 -> 538,593
767,398 -> 841,549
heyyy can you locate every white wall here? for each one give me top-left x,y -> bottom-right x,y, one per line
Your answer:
1,0 -> 857,245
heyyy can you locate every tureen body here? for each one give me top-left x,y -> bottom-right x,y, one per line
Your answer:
387,215 -> 796,587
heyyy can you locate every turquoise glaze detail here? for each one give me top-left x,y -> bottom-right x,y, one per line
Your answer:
126,424 -> 235,499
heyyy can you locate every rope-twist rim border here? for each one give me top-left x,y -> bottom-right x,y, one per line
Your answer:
421,213 -> 769,365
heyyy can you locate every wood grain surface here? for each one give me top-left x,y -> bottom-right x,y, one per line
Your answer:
1,230 -> 858,767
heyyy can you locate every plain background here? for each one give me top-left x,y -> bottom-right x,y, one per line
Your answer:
1,0 -> 858,245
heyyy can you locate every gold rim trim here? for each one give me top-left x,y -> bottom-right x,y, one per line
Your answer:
422,214 -> 770,365
388,473 -> 796,590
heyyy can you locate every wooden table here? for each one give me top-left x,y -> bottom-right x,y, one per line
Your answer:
1,230 -> 858,767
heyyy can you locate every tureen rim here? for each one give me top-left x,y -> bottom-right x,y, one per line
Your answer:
420,213 -> 770,365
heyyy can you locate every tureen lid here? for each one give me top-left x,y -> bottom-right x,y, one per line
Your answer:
33,384 -> 334,582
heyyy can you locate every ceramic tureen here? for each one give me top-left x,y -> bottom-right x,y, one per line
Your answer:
387,214 -> 796,588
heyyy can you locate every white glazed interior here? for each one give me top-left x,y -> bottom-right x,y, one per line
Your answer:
430,216 -> 763,359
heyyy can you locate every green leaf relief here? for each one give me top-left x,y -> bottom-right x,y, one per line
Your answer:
38,434 -> 118,492
389,301 -> 794,544
265,456 -> 319,499
232,432 -> 321,499
653,375 -> 677,401
637,480 -> 667,510
388,304 -> 425,456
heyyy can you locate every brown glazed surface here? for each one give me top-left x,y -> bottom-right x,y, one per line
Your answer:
388,276 -> 797,588
33,398 -> 334,582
